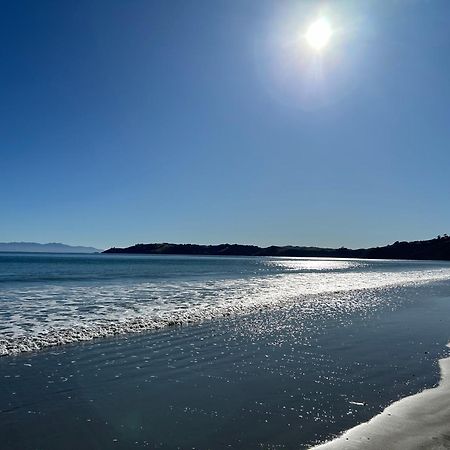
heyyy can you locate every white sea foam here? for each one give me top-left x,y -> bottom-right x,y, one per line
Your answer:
1,260 -> 450,356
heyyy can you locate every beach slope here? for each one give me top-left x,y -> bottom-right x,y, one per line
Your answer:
312,344 -> 450,449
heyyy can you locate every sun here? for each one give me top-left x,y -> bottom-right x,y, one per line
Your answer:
306,18 -> 332,51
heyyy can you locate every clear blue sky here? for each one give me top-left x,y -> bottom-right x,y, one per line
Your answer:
1,0 -> 449,249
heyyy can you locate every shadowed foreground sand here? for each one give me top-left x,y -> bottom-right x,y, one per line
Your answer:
312,344 -> 450,450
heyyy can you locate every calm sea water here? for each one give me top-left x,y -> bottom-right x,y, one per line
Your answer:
1,253 -> 450,448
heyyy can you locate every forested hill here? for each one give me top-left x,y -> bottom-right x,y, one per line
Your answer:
103,235 -> 450,261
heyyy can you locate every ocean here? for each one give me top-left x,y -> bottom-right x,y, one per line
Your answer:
1,253 -> 450,448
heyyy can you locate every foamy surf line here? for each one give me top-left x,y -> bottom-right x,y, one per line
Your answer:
1,267 -> 450,356
311,344 -> 450,450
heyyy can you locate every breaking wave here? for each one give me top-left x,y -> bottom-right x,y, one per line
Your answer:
2,258 -> 450,356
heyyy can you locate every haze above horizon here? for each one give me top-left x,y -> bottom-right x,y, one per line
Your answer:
1,0 -> 449,250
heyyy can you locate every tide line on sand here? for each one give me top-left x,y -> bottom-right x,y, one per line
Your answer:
311,344 -> 450,450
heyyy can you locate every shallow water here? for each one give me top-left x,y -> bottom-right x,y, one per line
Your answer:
1,253 -> 450,355
1,254 -> 450,448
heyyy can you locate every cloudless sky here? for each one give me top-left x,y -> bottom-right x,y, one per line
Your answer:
1,0 -> 450,249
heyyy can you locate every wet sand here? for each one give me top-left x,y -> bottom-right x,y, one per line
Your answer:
2,254 -> 450,448
2,287 -> 450,449
312,344 -> 450,450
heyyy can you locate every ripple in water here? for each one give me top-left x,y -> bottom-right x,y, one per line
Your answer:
1,255 -> 450,356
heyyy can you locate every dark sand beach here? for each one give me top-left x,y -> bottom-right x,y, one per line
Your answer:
1,254 -> 450,449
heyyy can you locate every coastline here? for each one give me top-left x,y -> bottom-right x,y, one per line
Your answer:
103,236 -> 450,261
311,344 -> 450,449
2,258 -> 450,448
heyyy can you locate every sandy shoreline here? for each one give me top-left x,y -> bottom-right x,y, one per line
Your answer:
311,344 -> 450,449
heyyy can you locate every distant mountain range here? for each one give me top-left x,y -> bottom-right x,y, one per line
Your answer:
103,235 -> 450,261
0,242 -> 102,253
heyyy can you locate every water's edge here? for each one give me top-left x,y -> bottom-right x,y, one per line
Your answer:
311,343 -> 450,449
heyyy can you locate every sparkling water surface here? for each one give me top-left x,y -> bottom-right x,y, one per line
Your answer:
1,253 -> 450,448
1,253 -> 450,355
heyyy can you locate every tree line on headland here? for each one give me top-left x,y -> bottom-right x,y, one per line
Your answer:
103,235 -> 450,261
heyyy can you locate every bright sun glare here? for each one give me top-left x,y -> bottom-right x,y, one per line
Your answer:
306,18 -> 332,51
